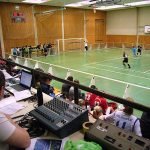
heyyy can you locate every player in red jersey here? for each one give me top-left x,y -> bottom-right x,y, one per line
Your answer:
85,85 -> 108,114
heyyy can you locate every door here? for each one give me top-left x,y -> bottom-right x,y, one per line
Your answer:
95,19 -> 105,43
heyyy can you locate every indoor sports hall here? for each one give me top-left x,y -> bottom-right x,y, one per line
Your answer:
0,0 -> 150,149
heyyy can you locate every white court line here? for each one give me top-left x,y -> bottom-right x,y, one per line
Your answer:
83,62 -> 99,65
21,56 -> 150,90
144,70 -> 150,73
31,59 -> 150,90
33,55 -> 56,59
95,57 -> 122,63
88,63 -> 150,75
87,66 -> 150,81
84,57 -> 122,66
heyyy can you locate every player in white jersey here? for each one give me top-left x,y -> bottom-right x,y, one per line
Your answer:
100,97 -> 142,136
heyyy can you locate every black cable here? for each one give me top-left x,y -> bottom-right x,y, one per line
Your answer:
12,115 -> 24,120
18,113 -> 45,138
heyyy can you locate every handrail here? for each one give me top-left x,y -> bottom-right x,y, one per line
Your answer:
1,57 -> 150,113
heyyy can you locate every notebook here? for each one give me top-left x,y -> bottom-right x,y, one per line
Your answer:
6,70 -> 32,93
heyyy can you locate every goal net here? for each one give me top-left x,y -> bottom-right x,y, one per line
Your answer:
55,38 -> 85,54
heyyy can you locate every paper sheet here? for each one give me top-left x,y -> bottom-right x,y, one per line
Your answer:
14,90 -> 32,101
0,103 -> 25,115
26,137 -> 66,150
0,96 -> 16,108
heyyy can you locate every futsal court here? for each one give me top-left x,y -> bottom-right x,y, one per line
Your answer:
25,47 -> 149,116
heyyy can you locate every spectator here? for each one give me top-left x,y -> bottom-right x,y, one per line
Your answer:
85,85 -> 108,114
94,95 -> 108,115
69,79 -> 82,101
106,102 -> 118,115
100,97 -> 142,136
0,71 -> 31,149
92,106 -> 103,119
85,85 -> 97,110
61,76 -> 73,99
32,68 -> 44,88
5,58 -> 20,76
12,47 -> 17,56
0,60 -> 6,70
140,112 -> 150,139
40,74 -> 54,97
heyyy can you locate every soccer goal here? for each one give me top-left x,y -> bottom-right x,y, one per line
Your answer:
55,38 -> 85,54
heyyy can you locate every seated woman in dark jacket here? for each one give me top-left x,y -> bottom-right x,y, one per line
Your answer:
40,75 -> 54,97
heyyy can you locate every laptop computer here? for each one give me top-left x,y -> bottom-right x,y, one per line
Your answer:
6,70 -> 32,93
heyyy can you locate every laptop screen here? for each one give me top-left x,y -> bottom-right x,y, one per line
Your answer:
20,70 -> 32,88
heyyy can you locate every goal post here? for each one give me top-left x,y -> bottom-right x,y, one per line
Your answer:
55,38 -> 85,53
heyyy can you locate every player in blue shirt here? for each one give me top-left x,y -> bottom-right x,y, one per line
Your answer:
132,46 -> 137,56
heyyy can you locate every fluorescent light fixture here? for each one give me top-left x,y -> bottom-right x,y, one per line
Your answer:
126,1 -> 150,6
65,1 -> 95,7
96,5 -> 126,10
95,0 -> 150,10
22,0 -> 49,4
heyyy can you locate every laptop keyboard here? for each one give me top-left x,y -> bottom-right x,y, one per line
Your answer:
11,84 -> 27,91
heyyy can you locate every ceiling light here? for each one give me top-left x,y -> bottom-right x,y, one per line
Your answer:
96,5 -> 126,10
65,1 -> 95,7
126,1 -> 150,6
22,0 -> 49,4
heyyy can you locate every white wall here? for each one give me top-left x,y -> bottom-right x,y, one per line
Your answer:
106,6 -> 150,35
138,7 -> 150,35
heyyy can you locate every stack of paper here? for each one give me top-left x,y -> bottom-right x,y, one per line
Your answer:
0,96 -> 25,115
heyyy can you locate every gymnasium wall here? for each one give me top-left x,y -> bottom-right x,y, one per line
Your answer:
0,3 -> 35,53
34,5 -> 62,44
106,6 -> 150,44
86,10 -> 106,44
0,2 -> 106,53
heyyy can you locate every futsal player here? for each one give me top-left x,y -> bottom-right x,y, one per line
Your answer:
137,45 -> 142,55
131,46 -> 137,56
84,41 -> 88,51
123,52 -> 131,69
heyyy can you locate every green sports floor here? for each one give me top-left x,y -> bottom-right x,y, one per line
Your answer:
32,48 -> 150,116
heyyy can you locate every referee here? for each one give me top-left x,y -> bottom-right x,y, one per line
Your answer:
123,52 -> 131,69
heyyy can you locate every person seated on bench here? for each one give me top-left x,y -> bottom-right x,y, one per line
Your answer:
40,74 -> 54,97
69,79 -> 82,101
61,76 -> 73,99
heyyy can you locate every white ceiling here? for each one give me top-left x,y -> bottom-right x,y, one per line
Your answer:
0,0 -> 150,11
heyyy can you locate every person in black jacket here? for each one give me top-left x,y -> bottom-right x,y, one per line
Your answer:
61,76 -> 73,99
140,112 -> 150,139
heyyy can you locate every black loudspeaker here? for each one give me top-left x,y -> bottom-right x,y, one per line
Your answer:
84,119 -> 150,150
37,86 -> 43,107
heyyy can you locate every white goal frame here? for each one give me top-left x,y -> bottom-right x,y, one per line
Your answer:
55,38 -> 85,54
